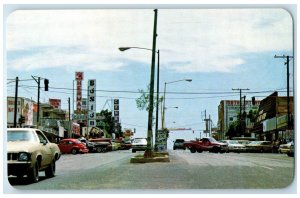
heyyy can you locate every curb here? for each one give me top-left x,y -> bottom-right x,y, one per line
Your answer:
130,153 -> 170,163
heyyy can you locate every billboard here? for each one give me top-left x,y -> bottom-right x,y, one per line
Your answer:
49,99 -> 61,109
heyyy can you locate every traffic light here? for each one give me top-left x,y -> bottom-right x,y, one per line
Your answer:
252,97 -> 255,105
44,79 -> 49,91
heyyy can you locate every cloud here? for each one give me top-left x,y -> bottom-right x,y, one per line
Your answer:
6,9 -> 293,73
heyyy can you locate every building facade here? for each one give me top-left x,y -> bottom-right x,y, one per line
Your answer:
218,99 -> 260,140
251,92 -> 294,142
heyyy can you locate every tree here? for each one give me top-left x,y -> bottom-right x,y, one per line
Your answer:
135,84 -> 163,111
98,110 -> 115,136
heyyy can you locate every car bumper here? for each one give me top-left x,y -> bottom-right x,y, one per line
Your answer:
132,146 -> 147,151
8,162 -> 32,176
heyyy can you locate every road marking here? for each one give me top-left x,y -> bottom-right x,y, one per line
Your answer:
259,165 -> 273,170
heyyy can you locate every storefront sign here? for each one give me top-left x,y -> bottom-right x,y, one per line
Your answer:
75,72 -> 84,112
277,114 -> 288,129
88,79 -> 96,127
49,99 -> 61,109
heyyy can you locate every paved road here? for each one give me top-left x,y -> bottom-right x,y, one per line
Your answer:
6,150 -> 295,192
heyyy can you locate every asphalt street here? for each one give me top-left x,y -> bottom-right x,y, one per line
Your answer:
5,150 -> 295,193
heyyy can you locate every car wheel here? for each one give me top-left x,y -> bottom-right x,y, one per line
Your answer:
71,148 -> 77,155
212,147 -> 220,153
196,149 -> 203,153
96,147 -> 102,153
28,162 -> 39,183
45,159 -> 56,178
190,148 -> 196,153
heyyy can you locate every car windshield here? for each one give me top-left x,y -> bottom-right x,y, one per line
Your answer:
175,139 -> 184,143
248,141 -> 260,145
7,130 -> 37,142
229,140 -> 239,144
133,138 -> 147,144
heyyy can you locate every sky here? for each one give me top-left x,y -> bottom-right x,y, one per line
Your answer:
4,8 -> 294,147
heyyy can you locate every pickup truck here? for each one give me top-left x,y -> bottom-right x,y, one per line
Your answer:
183,137 -> 228,153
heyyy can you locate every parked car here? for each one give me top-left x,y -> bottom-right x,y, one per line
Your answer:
89,138 -> 112,151
131,138 -> 148,153
173,139 -> 186,150
7,128 -> 61,183
58,138 -> 89,154
78,138 -> 107,153
287,142 -> 294,157
220,140 -> 246,153
245,141 -> 273,153
120,140 -> 132,150
278,141 -> 294,154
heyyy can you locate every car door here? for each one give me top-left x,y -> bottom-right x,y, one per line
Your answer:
35,130 -> 52,168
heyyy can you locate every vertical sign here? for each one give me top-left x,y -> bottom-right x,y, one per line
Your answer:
88,79 -> 96,127
114,99 -> 119,132
75,72 -> 84,112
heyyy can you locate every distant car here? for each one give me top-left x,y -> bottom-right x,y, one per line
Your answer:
245,141 -> 273,153
7,128 -> 61,183
58,138 -> 89,154
173,139 -> 186,150
89,138 -> 113,151
220,140 -> 246,153
278,141 -> 294,154
131,138 -> 148,153
287,142 -> 294,157
78,138 -> 107,153
120,140 -> 132,150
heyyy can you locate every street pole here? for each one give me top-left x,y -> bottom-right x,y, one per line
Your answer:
155,50 -> 160,150
13,77 -> 19,127
232,88 -> 249,137
274,55 -> 293,130
162,82 -> 167,129
145,9 -> 158,156
37,77 -> 40,127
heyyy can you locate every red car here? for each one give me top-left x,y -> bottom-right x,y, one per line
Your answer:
58,138 -> 89,154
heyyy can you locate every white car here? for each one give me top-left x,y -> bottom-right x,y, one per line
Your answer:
7,128 -> 61,183
221,140 -> 246,153
131,138 -> 148,153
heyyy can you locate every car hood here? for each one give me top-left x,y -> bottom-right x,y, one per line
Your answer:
7,141 -> 38,153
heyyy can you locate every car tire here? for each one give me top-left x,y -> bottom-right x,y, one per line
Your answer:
71,148 -> 77,155
196,149 -> 203,153
45,159 -> 56,178
190,148 -> 196,153
28,162 -> 39,183
212,147 -> 220,153
96,147 -> 102,153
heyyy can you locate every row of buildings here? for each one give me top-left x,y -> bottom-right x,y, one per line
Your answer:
217,91 -> 294,142
7,91 -> 294,143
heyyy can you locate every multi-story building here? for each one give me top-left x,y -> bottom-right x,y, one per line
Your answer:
7,97 -> 68,141
251,92 -> 294,142
218,99 -> 260,140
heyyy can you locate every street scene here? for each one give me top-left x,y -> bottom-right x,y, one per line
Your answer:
3,6 -> 296,194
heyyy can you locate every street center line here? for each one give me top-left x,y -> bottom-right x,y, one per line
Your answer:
259,165 -> 273,170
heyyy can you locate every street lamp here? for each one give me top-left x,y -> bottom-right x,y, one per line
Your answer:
119,46 -> 160,143
162,79 -> 192,129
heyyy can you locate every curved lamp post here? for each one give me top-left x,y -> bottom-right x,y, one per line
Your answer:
119,46 -> 160,143
162,79 -> 192,129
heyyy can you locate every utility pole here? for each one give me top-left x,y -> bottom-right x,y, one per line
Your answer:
145,9 -> 158,157
13,77 -> 19,127
232,88 -> 249,137
68,97 -> 71,138
274,55 -> 294,130
155,50 -> 160,150
32,76 -> 41,127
